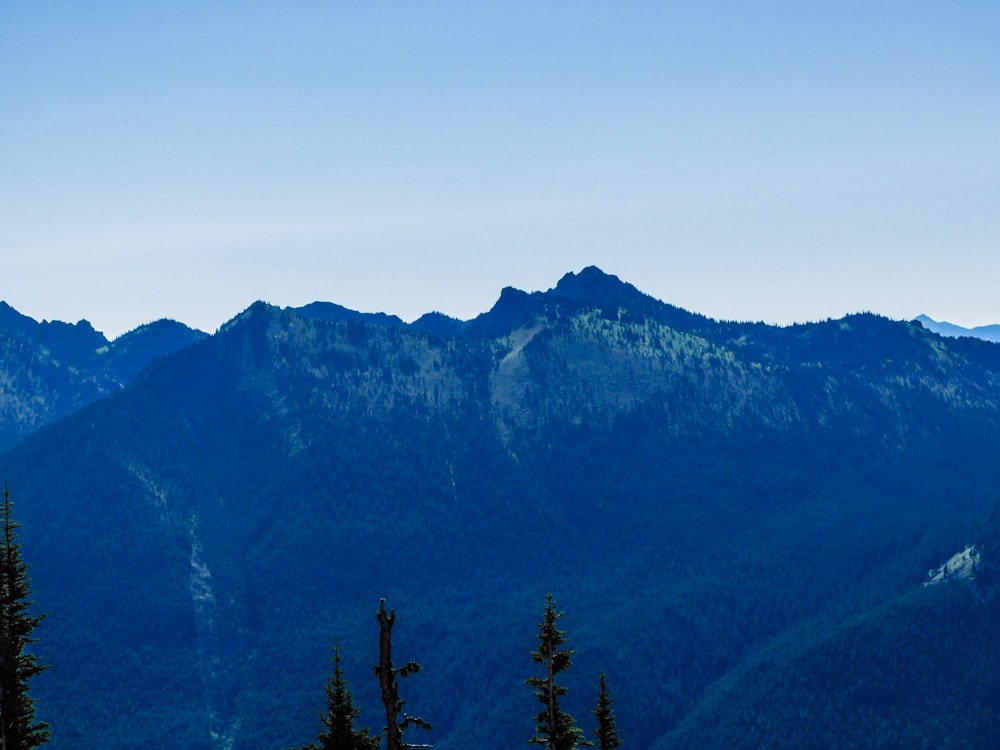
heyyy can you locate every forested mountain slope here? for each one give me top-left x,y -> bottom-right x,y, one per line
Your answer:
661,506 -> 1000,750
3,268 -> 1000,749
0,302 -> 207,450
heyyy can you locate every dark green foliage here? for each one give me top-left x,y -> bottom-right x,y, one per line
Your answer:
592,672 -> 620,750
527,595 -> 587,750
374,600 -> 431,750
291,644 -> 378,750
0,484 -> 49,749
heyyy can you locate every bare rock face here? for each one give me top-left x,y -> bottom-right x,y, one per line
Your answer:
925,544 -> 980,586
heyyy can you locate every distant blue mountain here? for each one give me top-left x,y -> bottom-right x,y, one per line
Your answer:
915,314 -> 1000,343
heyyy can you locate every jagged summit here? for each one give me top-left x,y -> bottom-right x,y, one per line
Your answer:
548,265 -> 644,306
462,266 -> 708,339
546,265 -> 712,333
464,285 -> 546,338
0,300 -> 107,363
544,265 -> 687,324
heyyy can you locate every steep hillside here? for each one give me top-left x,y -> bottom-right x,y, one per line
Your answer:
660,508 -> 1000,750
0,303 -> 207,450
3,269 -> 1000,749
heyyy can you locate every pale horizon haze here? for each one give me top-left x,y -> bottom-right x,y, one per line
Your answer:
2,3 -> 998,339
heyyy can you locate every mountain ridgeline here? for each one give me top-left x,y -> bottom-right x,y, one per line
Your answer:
3,267 -> 1000,748
0,302 -> 207,451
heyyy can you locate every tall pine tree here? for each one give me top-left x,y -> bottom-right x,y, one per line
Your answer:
526,594 -> 587,750
293,643 -> 378,750
592,671 -> 621,750
0,483 -> 49,749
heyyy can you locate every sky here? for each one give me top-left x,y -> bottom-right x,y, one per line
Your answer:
2,2 -> 999,339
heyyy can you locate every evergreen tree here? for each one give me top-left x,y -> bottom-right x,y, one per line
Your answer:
373,599 -> 431,750
526,594 -> 587,750
0,483 -> 49,749
592,671 -> 621,750
292,643 -> 378,750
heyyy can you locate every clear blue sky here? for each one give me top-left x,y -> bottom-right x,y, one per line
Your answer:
2,2 -> 998,338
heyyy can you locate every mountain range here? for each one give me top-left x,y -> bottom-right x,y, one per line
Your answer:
0,301 -> 206,451
2,267 -> 1000,749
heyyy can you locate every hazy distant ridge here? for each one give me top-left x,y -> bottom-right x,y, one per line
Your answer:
915,314 -> 1000,343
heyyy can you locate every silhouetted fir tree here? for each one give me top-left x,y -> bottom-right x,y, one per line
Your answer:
592,671 -> 621,750
292,643 -> 378,750
526,594 -> 588,750
374,599 -> 431,750
0,484 -> 49,749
